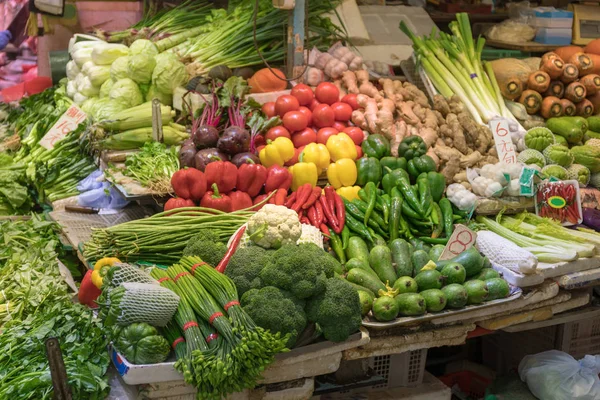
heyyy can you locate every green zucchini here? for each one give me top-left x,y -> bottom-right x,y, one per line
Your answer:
346,258 -> 380,279
345,237 -> 370,264
546,117 -> 586,144
347,268 -> 386,294
388,238 -> 413,278
411,250 -> 431,275
368,245 -> 397,285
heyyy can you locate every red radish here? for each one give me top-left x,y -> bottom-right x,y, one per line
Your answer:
355,145 -> 363,158
291,84 -> 314,106
309,98 -> 321,111
261,102 -> 276,118
345,126 -> 365,145
283,111 -> 308,132
285,145 -> 305,166
315,82 -> 340,105
254,134 -> 266,147
313,104 -> 335,128
317,127 -> 339,144
275,95 -> 300,117
265,126 -> 291,141
331,102 -> 353,121
292,128 -> 317,147
342,93 -> 360,110
297,106 -> 313,126
332,121 -> 347,132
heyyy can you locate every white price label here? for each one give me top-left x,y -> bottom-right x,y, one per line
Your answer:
38,104 -> 87,150
489,118 -> 517,166
438,224 -> 477,261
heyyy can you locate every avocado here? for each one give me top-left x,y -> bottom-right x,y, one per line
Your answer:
393,276 -> 419,294
420,289 -> 447,312
441,263 -> 466,285
442,284 -> 468,309
464,280 -> 489,304
414,269 -> 444,291
486,278 -> 510,300
429,245 -> 445,262
358,290 -> 374,317
476,268 -> 500,281
411,250 -> 431,274
395,293 -> 427,316
372,295 -> 399,321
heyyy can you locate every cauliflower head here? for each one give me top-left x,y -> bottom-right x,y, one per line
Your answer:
247,204 -> 301,249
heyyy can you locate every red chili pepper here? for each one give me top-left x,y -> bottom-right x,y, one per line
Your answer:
301,216 -> 311,225
229,191 -> 253,211
236,161 -> 267,197
320,223 -> 331,236
319,195 -> 339,232
274,188 -> 287,206
171,168 -> 207,202
292,183 -> 312,212
307,206 -> 318,227
284,192 -> 297,208
204,160 -> 238,193
315,201 -> 324,226
302,187 -> 322,210
333,191 -> 345,233
215,226 -> 246,273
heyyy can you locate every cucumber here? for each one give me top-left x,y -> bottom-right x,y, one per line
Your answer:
368,245 -> 397,285
388,239 -> 413,278
436,247 -> 485,277
546,117 -> 585,144
347,268 -> 386,294
411,250 -> 431,275
429,245 -> 445,262
345,236 -> 370,264
584,130 -> 600,140
335,275 -> 375,298
587,116 -> 600,132
346,258 -> 380,279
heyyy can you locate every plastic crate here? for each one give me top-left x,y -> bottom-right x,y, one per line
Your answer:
439,370 -> 491,399
368,349 -> 428,389
558,318 -> 600,359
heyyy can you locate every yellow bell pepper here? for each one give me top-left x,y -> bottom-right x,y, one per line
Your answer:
327,158 -> 357,189
336,186 -> 361,201
91,257 -> 121,289
326,132 -> 358,161
301,143 -> 330,175
259,137 -> 295,167
289,162 -> 318,191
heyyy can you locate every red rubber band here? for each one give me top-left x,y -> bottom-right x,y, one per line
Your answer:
174,272 -> 190,282
183,321 -> 198,331
208,312 -> 223,325
172,337 -> 185,349
206,333 -> 218,343
223,300 -> 240,311
157,277 -> 171,283
190,262 -> 207,274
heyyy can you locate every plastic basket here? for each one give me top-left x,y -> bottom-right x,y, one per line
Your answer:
368,349 -> 428,389
439,370 -> 491,399
558,318 -> 600,359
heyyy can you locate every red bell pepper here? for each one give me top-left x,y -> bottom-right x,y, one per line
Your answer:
78,270 -> 102,308
171,168 -> 207,202
264,165 -> 292,193
236,161 -> 267,197
204,161 -> 238,193
200,183 -> 232,212
164,197 -> 195,211
252,194 -> 268,211
230,191 -> 253,211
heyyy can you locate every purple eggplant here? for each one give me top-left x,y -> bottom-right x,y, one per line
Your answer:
194,148 -> 230,171
193,125 -> 219,149
179,145 -> 197,168
217,126 -> 250,155
231,152 -> 260,168
582,208 -> 600,231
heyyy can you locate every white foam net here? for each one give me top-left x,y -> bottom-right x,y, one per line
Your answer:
116,282 -> 180,327
108,263 -> 157,287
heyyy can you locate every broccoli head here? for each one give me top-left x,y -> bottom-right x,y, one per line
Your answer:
224,246 -> 273,297
182,230 -> 227,266
260,243 -> 333,299
305,278 -> 362,343
241,286 -> 307,348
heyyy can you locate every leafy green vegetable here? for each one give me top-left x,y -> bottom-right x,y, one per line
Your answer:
115,141 -> 179,192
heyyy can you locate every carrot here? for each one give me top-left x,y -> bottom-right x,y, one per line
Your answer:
576,99 -> 594,117
565,81 -> 587,103
568,53 -> 594,75
540,52 -> 561,67
541,57 -> 565,79
579,74 -> 600,96
588,91 -> 600,112
500,78 -> 523,100
540,96 -> 563,119
555,45 -> 584,62
560,63 -> 579,84
587,54 -> 600,75
560,99 -> 576,116
543,80 -> 565,98
527,70 -> 551,93
584,39 -> 600,55
519,90 -> 543,114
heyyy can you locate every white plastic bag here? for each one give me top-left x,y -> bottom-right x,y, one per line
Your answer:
519,350 -> 600,400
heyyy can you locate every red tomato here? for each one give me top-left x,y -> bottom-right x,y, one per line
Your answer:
262,102 -> 276,117
332,121 -> 347,132
312,104 -> 335,128
275,95 -> 300,117
265,126 -> 291,141
341,94 -> 359,110
355,145 -> 363,158
283,111 -> 308,132
315,82 -> 340,105
285,145 -> 305,166
290,84 -> 314,106
297,106 -> 313,126
344,126 -> 365,145
309,98 -> 321,111
254,134 -> 266,147
291,128 -> 317,147
331,102 -> 353,121
316,127 -> 339,145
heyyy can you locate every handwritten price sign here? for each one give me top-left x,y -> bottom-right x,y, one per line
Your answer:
489,118 -> 517,166
438,224 -> 477,261
38,104 -> 87,150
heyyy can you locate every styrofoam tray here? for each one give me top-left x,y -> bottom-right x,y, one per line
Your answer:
110,346 -> 181,385
555,266 -> 600,289
493,257 -> 600,288
492,262 -> 544,288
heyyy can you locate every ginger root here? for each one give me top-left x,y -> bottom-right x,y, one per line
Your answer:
332,79 -> 347,97
440,157 -> 461,184
389,120 -> 409,156
351,94 -> 378,134
427,147 -> 440,168
433,95 -> 450,117
443,114 -> 469,155
356,70 -> 381,100
459,151 -> 483,168
423,108 -> 438,130
375,98 -> 396,139
380,78 -> 399,102
342,71 -> 358,94
398,101 -> 420,125
417,126 -> 438,148
403,82 -> 429,108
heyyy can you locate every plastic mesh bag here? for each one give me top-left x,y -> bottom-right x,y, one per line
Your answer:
519,350 -> 600,400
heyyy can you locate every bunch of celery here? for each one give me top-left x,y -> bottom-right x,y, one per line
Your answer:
400,13 -> 516,125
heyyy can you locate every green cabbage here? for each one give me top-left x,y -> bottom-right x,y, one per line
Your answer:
152,54 -> 188,95
91,43 -> 129,65
146,85 -> 172,106
93,99 -> 128,121
128,54 -> 156,85
109,78 -> 143,108
99,79 -> 114,98
80,98 -> 100,114
110,56 -> 130,82
85,64 -> 111,87
114,323 -> 170,365
129,39 -> 158,57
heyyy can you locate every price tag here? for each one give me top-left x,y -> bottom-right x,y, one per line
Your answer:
438,224 -> 477,261
489,118 -> 517,166
38,104 -> 87,150
519,166 -> 537,197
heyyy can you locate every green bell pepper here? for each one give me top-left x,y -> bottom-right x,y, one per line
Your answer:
361,134 -> 391,159
397,136 -> 427,160
427,172 -> 446,203
382,168 -> 410,194
356,157 -> 382,186
407,155 -> 437,180
380,156 -> 407,173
